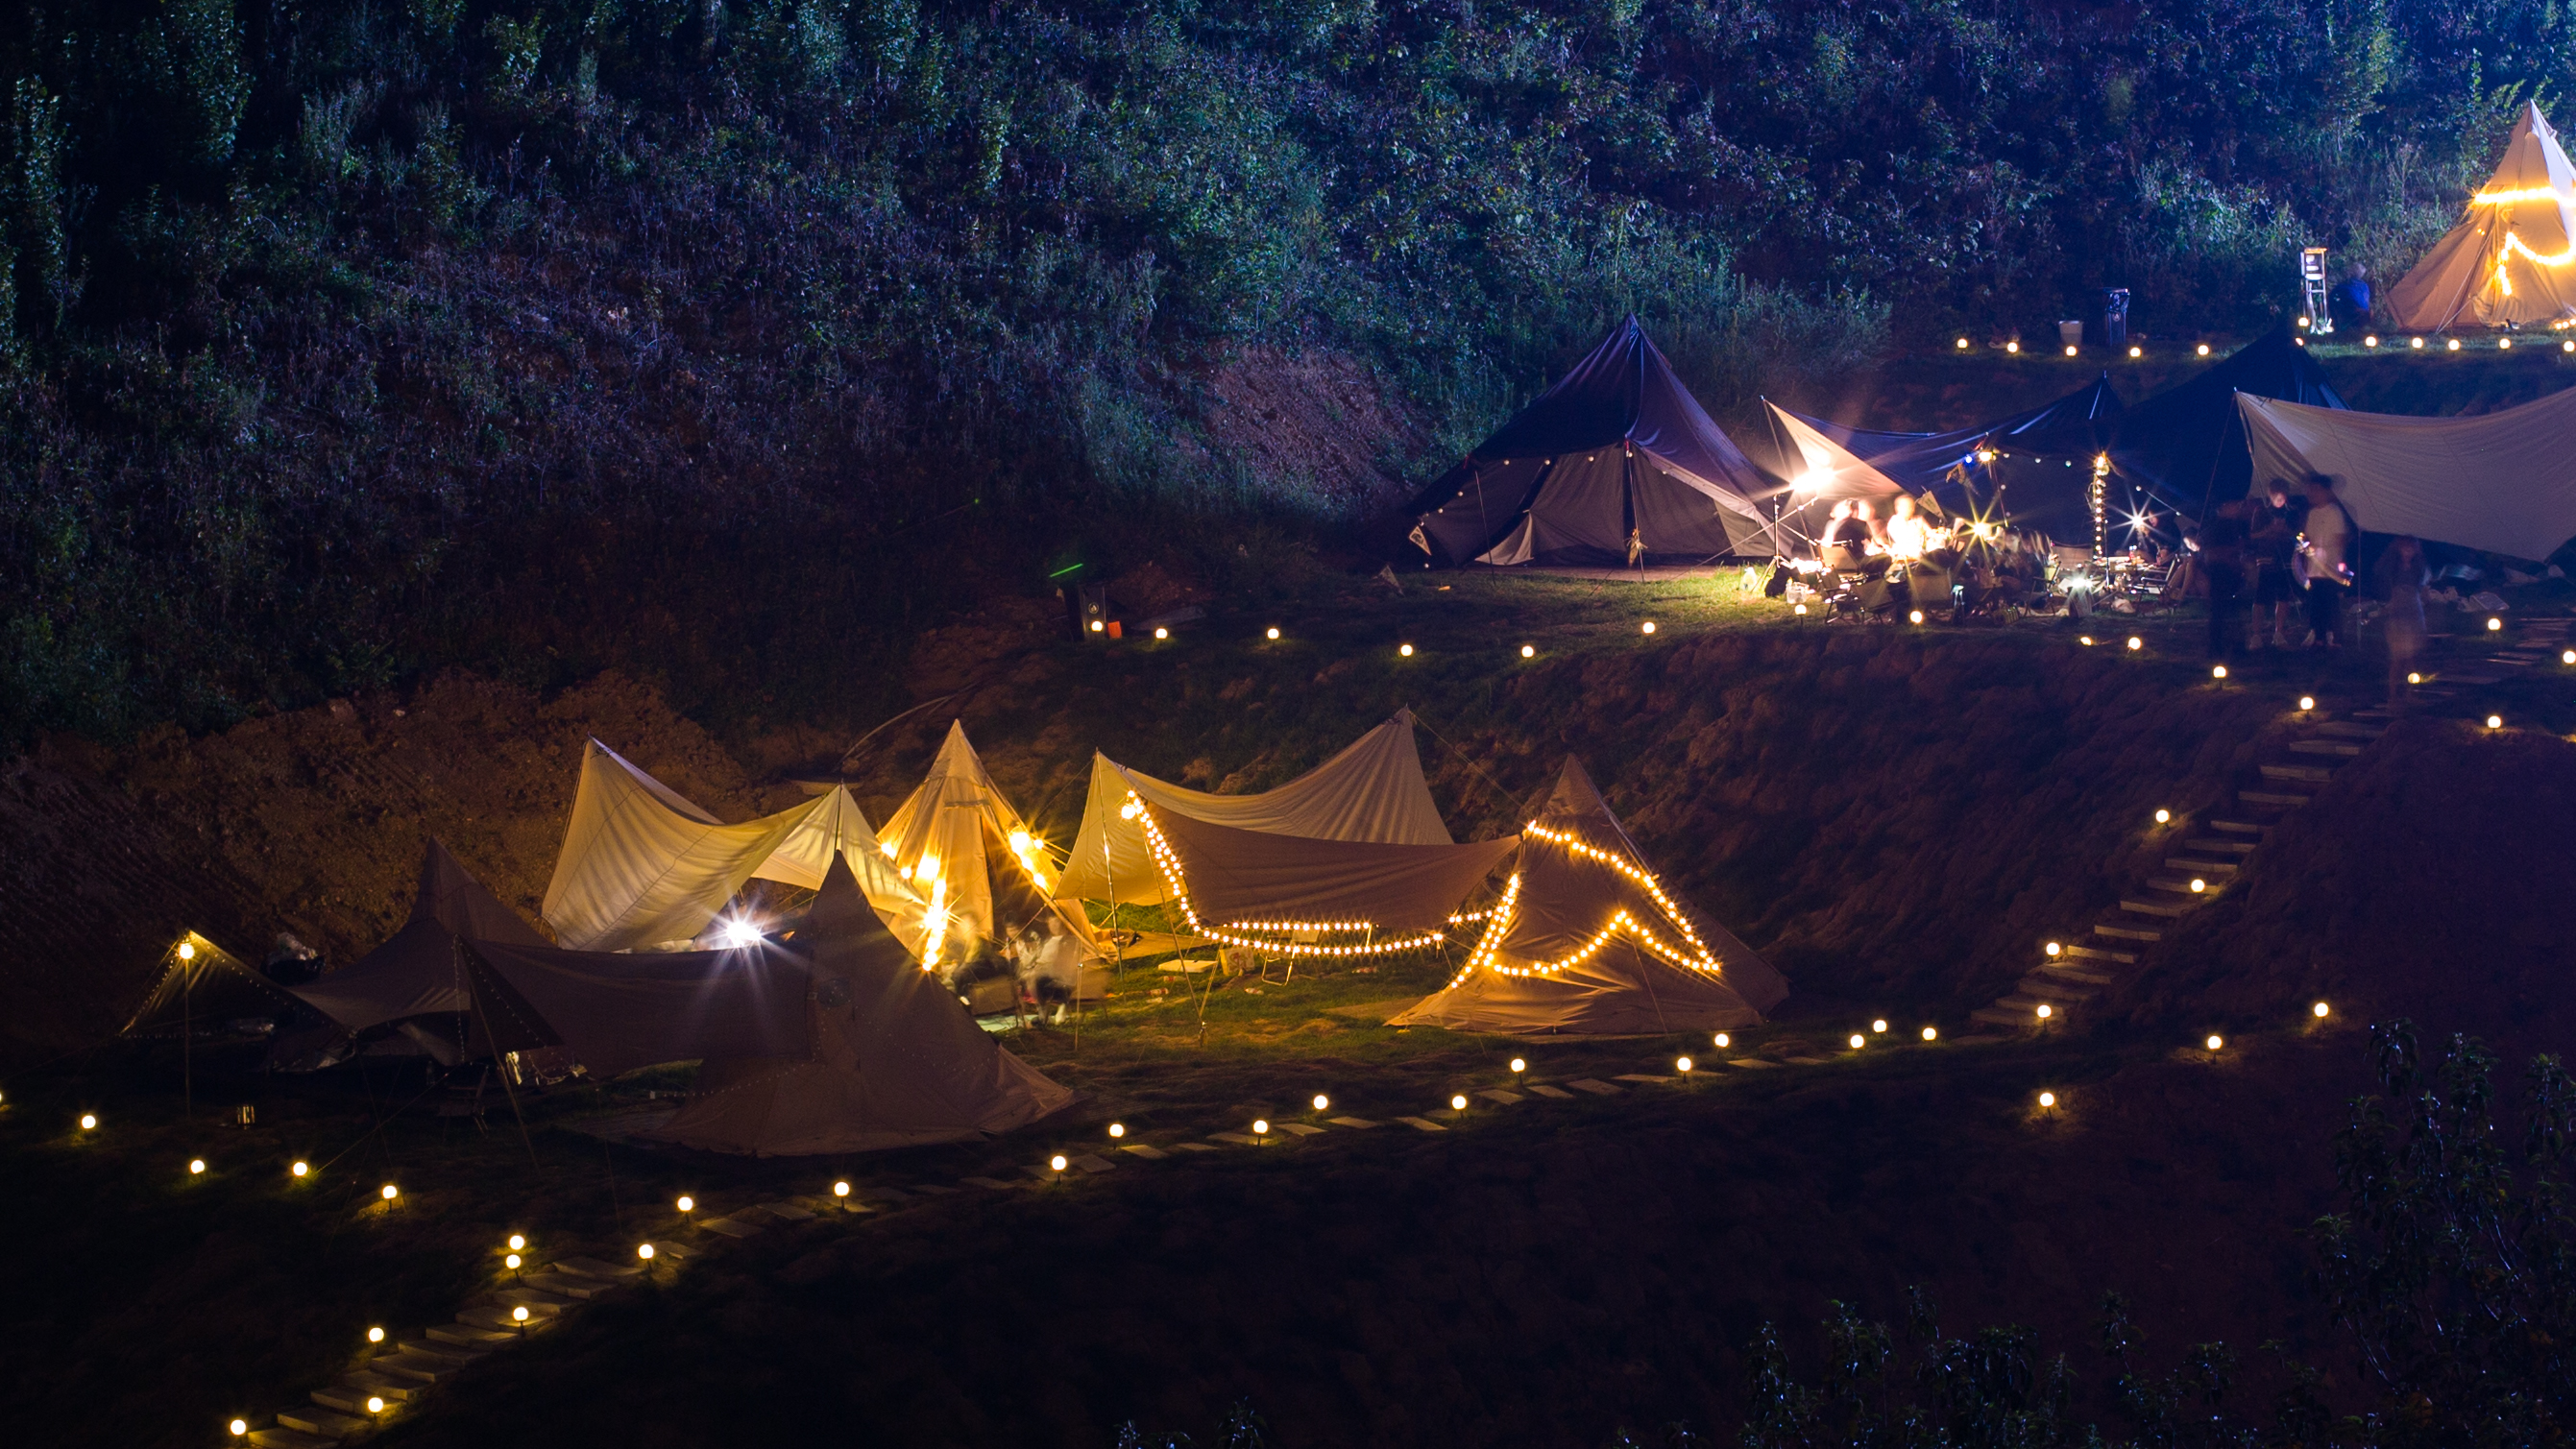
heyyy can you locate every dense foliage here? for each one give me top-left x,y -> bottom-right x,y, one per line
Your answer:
0,0 -> 2566,742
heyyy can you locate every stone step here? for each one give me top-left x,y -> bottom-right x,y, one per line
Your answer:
1994,994 -> 2065,1015
340,1371 -> 421,1405
2260,762 -> 2337,784
2122,897 -> 2193,917
698,1217 -> 765,1239
250,1429 -> 339,1449
493,1288 -> 571,1316
552,1256 -> 644,1281
1968,1005 -> 2041,1028
2207,818 -> 2270,834
2095,923 -> 2163,941
428,1322 -> 521,1348
2288,739 -> 2363,757
2186,837 -> 2257,854
2017,976 -> 2099,1003
2314,721 -> 2387,738
393,1340 -> 484,1367
2239,789 -> 2312,807
372,1353 -> 468,1386
2166,857 -> 2241,874
277,1406 -> 371,1437
2148,876 -> 2220,895
2040,960 -> 2117,985
2064,943 -> 2136,963
523,1269 -> 618,1300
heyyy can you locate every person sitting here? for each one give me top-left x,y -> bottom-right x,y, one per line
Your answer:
1819,500 -> 1863,552
1883,495 -> 1933,563
1854,498 -> 1888,552
2329,263 -> 2372,332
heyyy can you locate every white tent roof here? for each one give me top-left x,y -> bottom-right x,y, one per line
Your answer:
1748,402 -> 1910,554
1056,712 -> 1451,906
2387,104 -> 2576,331
2238,390 -> 2576,560
1390,760 -> 1786,1035
541,740 -> 921,953
874,721 -> 1098,969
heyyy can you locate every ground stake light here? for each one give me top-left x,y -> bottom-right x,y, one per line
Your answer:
2036,1003 -> 2054,1020
2312,1002 -> 2330,1019
380,1184 -> 399,1202
2212,665 -> 2227,679
1640,620 -> 1656,635
79,1113 -> 96,1130
1107,1122 -> 1126,1138
508,1234 -> 525,1251
1921,1026 -> 1938,1042
1397,643 -> 1413,657
1908,610 -> 1924,625
834,1181 -> 851,1199
368,1326 -> 384,1344
2045,941 -> 2062,957
2488,616 -> 2503,632
2206,1035 -> 2224,1051
190,1159 -> 206,1174
368,1396 -> 387,1414
2298,695 -> 2315,711
1265,627 -> 1279,640
1449,1094 -> 1469,1111
230,1419 -> 247,1437
2126,636 -> 2142,650
291,1161 -> 308,1177
1711,1033 -> 1729,1050
1051,1154 -> 1069,1173
1519,644 -> 1535,658
1849,1033 -> 1865,1049
1676,1057 -> 1693,1075
2488,715 -> 2504,730
2038,1092 -> 2056,1109
2197,344 -> 2210,356
1312,1094 -> 1329,1111
676,1195 -> 693,1214
637,1244 -> 655,1261
2153,809 -> 2171,824
1871,1019 -> 1888,1033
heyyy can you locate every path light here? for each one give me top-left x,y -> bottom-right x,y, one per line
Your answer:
1792,603 -> 1808,616
2154,809 -> 2171,824
637,1244 -> 655,1261
1265,626 -> 1279,640
1956,337 -> 1971,350
512,1306 -> 529,1326
2079,635 -> 2094,645
1871,1019 -> 1888,1034
1712,1032 -> 1730,1050
230,1419 -> 248,1437
2298,695 -> 2315,712
2565,340 -> 2575,353
2488,616 -> 2503,632
1153,627 -> 1168,640
2206,1034 -> 2225,1051
2447,338 -> 2462,351
1510,1057 -> 1527,1075
2197,343 -> 2211,356
380,1184 -> 399,1202
2126,636 -> 2142,651
2190,878 -> 2207,893
2064,345 -> 2078,357
508,1234 -> 525,1251
1450,1094 -> 1469,1111
2046,941 -> 2062,957
2488,715 -> 2504,730
2410,337 -> 2423,350
1252,1120 -> 1269,1137
79,1113 -> 96,1130
1908,610 -> 1924,625
367,1396 -> 387,1414
1641,620 -> 1657,635
1676,1056 -> 1693,1075
1921,1026 -> 1938,1042
1520,644 -> 1535,658
1089,619 -> 1105,633
2212,665 -> 2227,680
1107,1123 -> 1126,1138
505,1253 -> 522,1270
190,1159 -> 207,1175
2563,649 -> 2575,665
2038,1092 -> 2057,1109
291,1161 -> 308,1177
1849,1033 -> 1866,1049
834,1181 -> 851,1199
1397,643 -> 1413,657
1051,1154 -> 1069,1173
368,1326 -> 384,1344
2036,1003 -> 2054,1020
2007,341 -> 2021,354
2313,1002 -> 2331,1019
2407,672 -> 2422,685
1312,1094 -> 1330,1111
2128,346 -> 2142,358
2365,335 -> 2379,347
675,1195 -> 693,1214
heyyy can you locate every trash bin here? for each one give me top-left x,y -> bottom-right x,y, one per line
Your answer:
2057,320 -> 2083,349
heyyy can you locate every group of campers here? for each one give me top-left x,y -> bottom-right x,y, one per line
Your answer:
1809,496 -> 2057,616
122,716 -> 1785,1159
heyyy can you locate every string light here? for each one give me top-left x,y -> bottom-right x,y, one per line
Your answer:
1131,798 -> 1446,960
2410,337 -> 2424,349
2447,338 -> 2462,351
2500,338 -> 2514,350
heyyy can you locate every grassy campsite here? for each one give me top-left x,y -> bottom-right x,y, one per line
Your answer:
8,1 -> 2576,1446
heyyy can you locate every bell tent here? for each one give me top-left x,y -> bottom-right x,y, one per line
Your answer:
1390,760 -> 1785,1035
1405,317 -> 1770,566
1056,712 -> 1453,906
874,720 -> 1099,975
2238,391 -> 2576,560
2387,104 -> 2576,332
541,740 -> 920,954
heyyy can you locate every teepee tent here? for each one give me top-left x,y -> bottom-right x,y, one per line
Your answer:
541,740 -> 919,954
2238,391 -> 2576,560
1405,317 -> 1771,566
644,857 -> 1077,1155
1056,712 -> 1452,907
2387,104 -> 2576,332
121,931 -> 303,1038
875,721 -> 1098,975
1390,761 -> 1785,1035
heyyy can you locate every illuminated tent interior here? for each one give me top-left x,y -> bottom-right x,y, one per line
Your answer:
274,839 -> 552,1069
1404,316 -> 1771,566
1056,712 -> 1453,906
2238,390 -> 2576,560
1739,402 -> 1912,553
120,931 -> 306,1040
1390,760 -> 1785,1035
873,720 -> 1099,977
540,739 -> 921,954
2386,103 -> 2576,332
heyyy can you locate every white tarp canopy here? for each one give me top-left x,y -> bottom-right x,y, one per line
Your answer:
2238,391 -> 2576,560
1747,401 -> 1912,554
1137,805 -> 1518,942
874,721 -> 1099,971
1056,712 -> 1453,906
1391,760 -> 1786,1035
542,740 -> 921,954
2387,104 -> 2576,331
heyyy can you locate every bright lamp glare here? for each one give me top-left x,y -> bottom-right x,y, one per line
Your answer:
189,1159 -> 206,1174
178,941 -> 196,960
367,1326 -> 384,1343
1712,1032 -> 1730,1049
1519,644 -> 1535,658
1107,1123 -> 1126,1138
2298,695 -> 2315,711
1312,1094 -> 1330,1110
380,1184 -> 398,1201
676,1195 -> 694,1212
1675,1056 -> 1693,1073
1921,1026 -> 1938,1041
1449,1094 -> 1469,1110
2206,1034 -> 2224,1051
291,1161 -> 308,1177
834,1180 -> 850,1196
637,1244 -> 655,1260
2313,1002 -> 2330,1019
1265,627 -> 1280,640
1849,1033 -> 1865,1049
79,1113 -> 96,1130
508,1233 -> 525,1250
2038,1091 -> 2057,1108
1050,1154 -> 1069,1171
718,917 -> 763,949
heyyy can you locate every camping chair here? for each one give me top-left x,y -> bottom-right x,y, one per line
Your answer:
435,1067 -> 491,1135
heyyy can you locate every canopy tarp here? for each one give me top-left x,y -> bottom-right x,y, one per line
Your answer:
1390,760 -> 1785,1035
1139,806 -> 1519,937
1057,712 -> 1451,906
874,721 -> 1097,969
1740,402 -> 1910,553
1406,317 -> 1769,566
120,931 -> 303,1037
290,840 -> 548,1039
2001,328 -> 2345,519
644,857 -> 1076,1156
461,936 -> 814,1079
1787,374 -> 2125,512
2388,104 -> 2576,332
541,740 -> 920,954
2238,391 -> 2576,560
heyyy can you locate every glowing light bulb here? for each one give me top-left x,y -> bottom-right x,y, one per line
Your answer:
2007,341 -> 2021,353
718,917 -> 762,949
1449,1094 -> 1469,1110
231,1418 -> 248,1436
1151,626 -> 1168,640
1640,620 -> 1656,635
2038,1091 -> 2057,1108
2500,337 -> 2514,350
1398,643 -> 1414,657
2190,878 -> 2206,893
1009,829 -> 1032,854
2154,809 -> 2171,824
1712,1033 -> 1729,1050
2487,714 -> 2503,729
189,1159 -> 206,1174
1908,610 -> 1924,625
2365,335 -> 2378,348
367,1326 -> 384,1343
1675,1056 -> 1693,1074
2045,941 -> 2062,956
2064,344 -> 2078,356
178,941 -> 196,960
2126,636 -> 2142,650
1956,337 -> 1970,350
1266,626 -> 1280,640
2410,337 -> 2423,350
1050,1154 -> 1069,1171
2206,1034 -> 2224,1051
2488,616 -> 2504,632
368,1396 -> 387,1413
291,1161 -> 308,1177
1252,1120 -> 1269,1135
2298,695 -> 2315,711
2447,338 -> 2461,350
2407,672 -> 2421,685
2079,636 -> 2094,645
1107,1123 -> 1126,1138
2312,1002 -> 2330,1019
511,1306 -> 529,1324
2563,650 -> 2575,665
505,1253 -> 522,1269
1312,1094 -> 1329,1111
2212,664 -> 2227,679
2127,346 -> 2142,358
2196,343 -> 2210,356
380,1184 -> 398,1201
1510,1056 -> 1527,1072
1792,603 -> 1808,616
675,1195 -> 693,1213
2036,1003 -> 2054,1020
1871,1019 -> 1888,1034
1921,1026 -> 1937,1041
637,1244 -> 655,1260
1519,644 -> 1534,658
1849,1033 -> 1865,1049
1089,619 -> 1105,632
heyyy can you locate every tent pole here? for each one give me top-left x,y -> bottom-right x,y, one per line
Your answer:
182,947 -> 191,1121
462,942 -> 542,1171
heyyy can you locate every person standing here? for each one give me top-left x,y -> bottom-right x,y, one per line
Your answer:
2376,534 -> 2431,707
2299,473 -> 2355,650
2248,480 -> 2304,648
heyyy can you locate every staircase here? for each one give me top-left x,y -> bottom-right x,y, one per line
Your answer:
1968,702 -> 2382,1034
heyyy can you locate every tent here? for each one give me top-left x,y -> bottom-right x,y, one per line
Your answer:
121,931 -> 304,1039
1390,761 -> 1786,1035
644,857 -> 1077,1155
541,740 -> 921,954
276,841 -> 552,1068
2001,328 -> 2345,525
1131,804 -> 1519,960
2387,104 -> 2576,332
1405,317 -> 1771,566
2238,391 -> 2576,560
1056,712 -> 1452,906
874,721 -> 1099,974
1786,374 -> 2124,513
1740,403 -> 1911,552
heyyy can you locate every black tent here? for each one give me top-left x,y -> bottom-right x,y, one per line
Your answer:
1787,374 -> 2125,513
1998,329 -> 2346,537
1406,317 -> 1770,566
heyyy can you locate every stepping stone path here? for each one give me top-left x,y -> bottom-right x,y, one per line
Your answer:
1567,1079 -> 1621,1096
1524,1083 -> 1578,1098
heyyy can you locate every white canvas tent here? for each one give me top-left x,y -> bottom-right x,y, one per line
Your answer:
542,740 -> 921,954
2238,391 -> 2576,560
2387,103 -> 2576,331
1391,760 -> 1786,1035
874,721 -> 1099,973
1055,712 -> 1452,907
